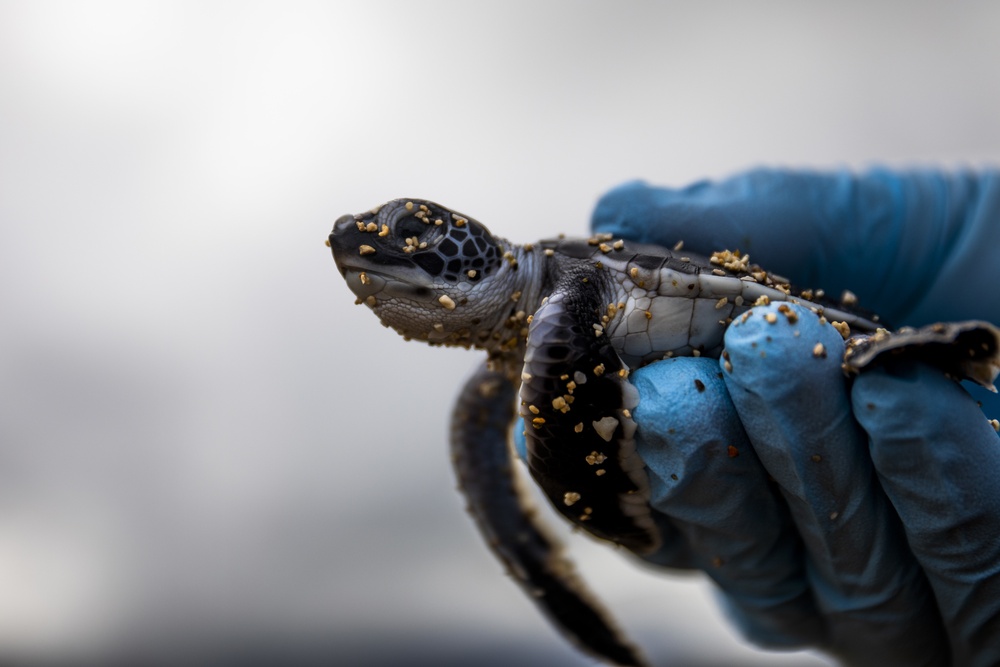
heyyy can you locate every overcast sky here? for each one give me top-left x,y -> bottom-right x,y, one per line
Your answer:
1,2 -> 998,665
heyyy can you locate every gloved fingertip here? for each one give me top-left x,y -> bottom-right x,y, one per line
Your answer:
631,356 -> 739,436
852,362 -> 1000,481
722,303 -> 846,398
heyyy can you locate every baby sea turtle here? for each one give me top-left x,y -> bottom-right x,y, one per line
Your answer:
328,198 -> 1000,666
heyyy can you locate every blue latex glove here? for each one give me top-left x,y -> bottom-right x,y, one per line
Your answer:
590,170 -> 1000,665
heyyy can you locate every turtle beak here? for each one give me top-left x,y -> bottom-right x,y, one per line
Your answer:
329,214 -> 362,273
332,214 -> 356,234
330,214 -> 358,249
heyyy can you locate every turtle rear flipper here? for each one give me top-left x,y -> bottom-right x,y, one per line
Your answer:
450,365 -> 648,667
844,320 -> 1000,392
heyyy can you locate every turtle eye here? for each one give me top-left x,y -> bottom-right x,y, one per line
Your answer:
395,215 -> 429,240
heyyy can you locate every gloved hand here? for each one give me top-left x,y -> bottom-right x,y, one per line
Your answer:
590,170 -> 1000,665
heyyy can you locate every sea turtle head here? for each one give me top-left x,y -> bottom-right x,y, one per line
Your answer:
329,199 -> 524,349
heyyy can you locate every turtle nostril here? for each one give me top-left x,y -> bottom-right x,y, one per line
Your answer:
332,214 -> 357,234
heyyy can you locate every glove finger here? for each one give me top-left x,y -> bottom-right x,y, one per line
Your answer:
630,357 -> 825,648
591,170 -> 1000,328
722,304 -> 948,666
853,363 -> 1000,666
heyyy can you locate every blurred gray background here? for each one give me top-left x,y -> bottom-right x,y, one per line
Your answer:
1,1 -> 998,665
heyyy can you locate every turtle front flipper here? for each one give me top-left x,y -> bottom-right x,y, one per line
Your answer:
844,320 -> 1000,391
520,270 -> 661,556
450,364 -> 648,667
